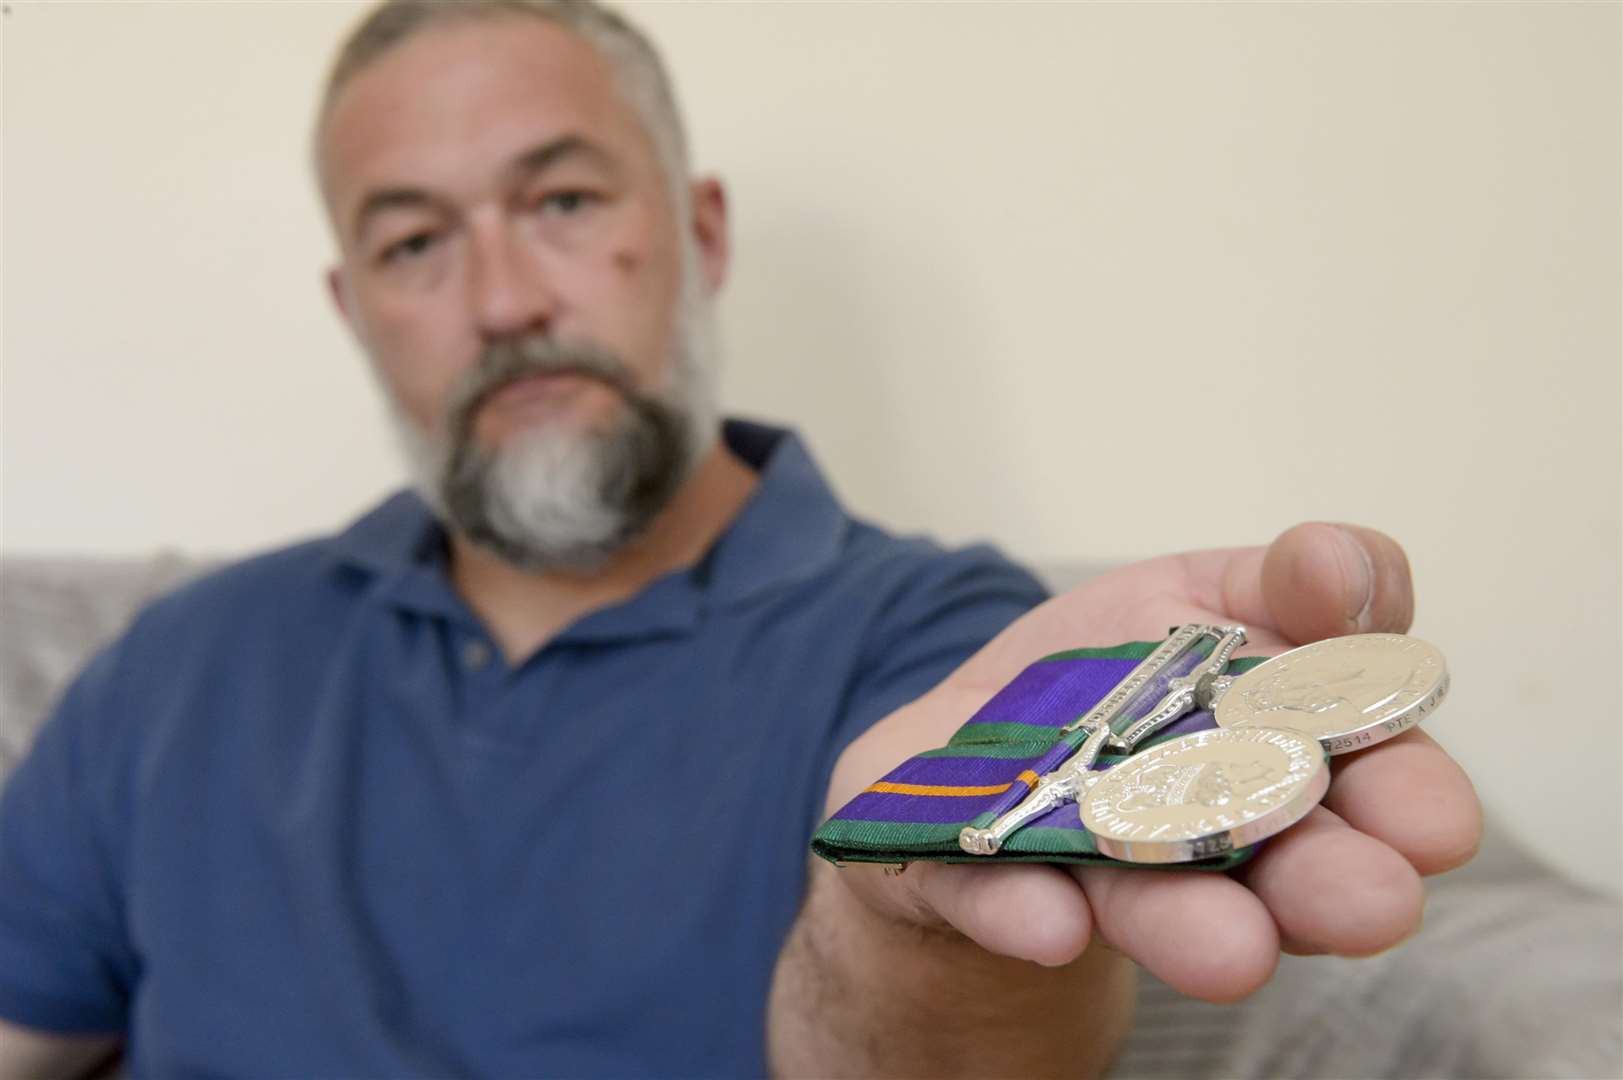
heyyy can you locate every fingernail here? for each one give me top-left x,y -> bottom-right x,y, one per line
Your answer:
1332,526 -> 1376,633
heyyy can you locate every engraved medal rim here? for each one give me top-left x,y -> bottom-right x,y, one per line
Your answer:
1081,726 -> 1330,864
1213,633 -> 1449,755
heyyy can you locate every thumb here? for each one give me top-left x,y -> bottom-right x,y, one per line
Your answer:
1261,522 -> 1414,644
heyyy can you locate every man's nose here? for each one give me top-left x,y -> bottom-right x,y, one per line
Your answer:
465,218 -> 556,341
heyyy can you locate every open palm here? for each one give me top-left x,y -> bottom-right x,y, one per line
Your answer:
823,523 -> 1481,1002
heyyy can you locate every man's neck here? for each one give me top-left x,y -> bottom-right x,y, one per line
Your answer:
446,438 -> 759,665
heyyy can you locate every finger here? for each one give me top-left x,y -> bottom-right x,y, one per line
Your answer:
842,860 -> 1094,968
1325,728 -> 1483,875
1237,805 -> 1424,957
1075,863 -> 1279,1003
915,862 -> 1094,966
1261,522 -> 1414,644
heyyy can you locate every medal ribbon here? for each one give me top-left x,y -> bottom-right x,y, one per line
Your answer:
811,642 -> 1269,868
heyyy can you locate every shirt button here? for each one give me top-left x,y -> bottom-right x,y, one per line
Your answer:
462,639 -> 492,672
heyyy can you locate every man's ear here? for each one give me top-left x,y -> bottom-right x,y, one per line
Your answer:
327,265 -> 353,326
688,176 -> 730,294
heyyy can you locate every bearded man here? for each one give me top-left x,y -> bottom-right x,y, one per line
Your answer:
0,2 -> 1485,1077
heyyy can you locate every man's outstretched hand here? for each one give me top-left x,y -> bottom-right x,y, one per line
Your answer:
824,522 -> 1481,1004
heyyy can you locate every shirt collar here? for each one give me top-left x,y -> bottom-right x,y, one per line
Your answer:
688,418 -> 848,608
325,418 -> 849,642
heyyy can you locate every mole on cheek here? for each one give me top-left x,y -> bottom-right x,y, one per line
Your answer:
612,248 -> 641,275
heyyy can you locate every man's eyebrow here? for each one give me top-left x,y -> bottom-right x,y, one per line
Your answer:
507,134 -> 615,182
350,189 -> 446,246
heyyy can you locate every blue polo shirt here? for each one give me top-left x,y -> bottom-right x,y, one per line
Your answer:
0,420 -> 1046,1077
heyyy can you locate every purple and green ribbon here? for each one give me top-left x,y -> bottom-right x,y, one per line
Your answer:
812,642 -> 1269,870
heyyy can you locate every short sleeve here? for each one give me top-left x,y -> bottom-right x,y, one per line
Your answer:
0,643 -> 137,1033
829,544 -> 1049,766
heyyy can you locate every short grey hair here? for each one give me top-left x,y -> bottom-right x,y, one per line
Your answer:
316,0 -> 691,201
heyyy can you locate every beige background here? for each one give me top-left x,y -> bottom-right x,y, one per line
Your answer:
3,1 -> 1619,896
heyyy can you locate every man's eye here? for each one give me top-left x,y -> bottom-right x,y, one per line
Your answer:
538,190 -> 597,216
380,232 -> 438,264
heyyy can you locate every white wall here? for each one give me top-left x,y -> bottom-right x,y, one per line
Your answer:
3,1 -> 1618,896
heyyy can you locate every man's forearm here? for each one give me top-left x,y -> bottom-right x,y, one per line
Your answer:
0,1019 -> 120,1080
767,861 -> 1137,1078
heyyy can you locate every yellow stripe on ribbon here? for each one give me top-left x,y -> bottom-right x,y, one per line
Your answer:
866,770 -> 1041,798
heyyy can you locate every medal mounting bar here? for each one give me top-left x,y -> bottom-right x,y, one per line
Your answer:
959,623 -> 1246,856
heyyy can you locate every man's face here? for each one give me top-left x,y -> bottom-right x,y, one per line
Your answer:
319,15 -> 724,568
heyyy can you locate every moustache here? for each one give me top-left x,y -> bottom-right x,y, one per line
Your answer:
444,336 -> 641,440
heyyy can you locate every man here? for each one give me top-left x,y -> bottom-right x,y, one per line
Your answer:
0,1 -> 1482,1076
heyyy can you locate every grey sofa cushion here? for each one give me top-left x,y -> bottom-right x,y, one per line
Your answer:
0,554 -> 210,778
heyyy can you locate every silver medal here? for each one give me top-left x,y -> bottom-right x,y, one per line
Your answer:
1213,633 -> 1449,754
1079,726 -> 1329,863
956,628 -> 1447,864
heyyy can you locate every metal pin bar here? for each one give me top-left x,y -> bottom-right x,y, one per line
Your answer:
1057,623 -> 1212,737
1111,625 -> 1247,751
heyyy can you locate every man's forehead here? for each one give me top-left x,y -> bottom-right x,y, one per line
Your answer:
318,15 -> 649,224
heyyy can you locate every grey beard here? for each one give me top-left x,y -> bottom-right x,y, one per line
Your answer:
391,327 -> 715,573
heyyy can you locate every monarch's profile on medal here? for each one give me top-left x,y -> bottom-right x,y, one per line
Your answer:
2,2 -> 1618,1078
